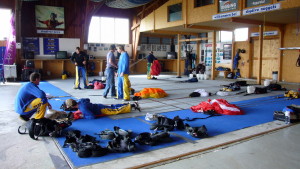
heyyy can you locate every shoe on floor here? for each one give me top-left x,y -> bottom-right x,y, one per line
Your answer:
19,115 -> 30,122
123,99 -> 130,102
74,86 -> 82,90
151,77 -> 157,80
131,101 -> 141,112
103,96 -> 107,99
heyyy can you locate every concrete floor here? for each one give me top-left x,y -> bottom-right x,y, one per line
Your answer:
0,75 -> 299,169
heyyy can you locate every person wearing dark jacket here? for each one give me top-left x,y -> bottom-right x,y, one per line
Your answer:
146,51 -> 157,80
71,47 -> 89,89
14,72 -> 52,121
65,98 -> 141,119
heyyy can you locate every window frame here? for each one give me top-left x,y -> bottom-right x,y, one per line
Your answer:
168,3 -> 182,22
194,0 -> 214,8
88,16 -> 129,44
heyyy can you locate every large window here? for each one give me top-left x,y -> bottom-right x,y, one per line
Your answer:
0,8 -> 12,40
88,16 -> 129,44
168,3 -> 182,22
195,0 -> 214,8
234,28 -> 248,41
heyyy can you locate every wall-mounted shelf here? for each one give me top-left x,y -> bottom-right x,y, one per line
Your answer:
279,47 -> 300,50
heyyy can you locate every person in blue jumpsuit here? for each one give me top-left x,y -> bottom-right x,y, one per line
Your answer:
14,72 -> 52,121
116,45 -> 131,101
71,47 -> 89,89
64,98 -> 140,119
103,44 -> 118,99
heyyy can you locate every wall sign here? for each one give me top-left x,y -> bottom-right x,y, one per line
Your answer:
43,38 -> 59,55
212,11 -> 241,20
219,0 -> 239,13
243,3 -> 281,15
246,0 -> 271,7
250,31 -> 278,37
23,37 -> 40,55
37,30 -> 64,34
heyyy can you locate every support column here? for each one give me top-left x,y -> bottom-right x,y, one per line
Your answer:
211,31 -> 216,80
177,34 -> 181,77
257,25 -> 263,85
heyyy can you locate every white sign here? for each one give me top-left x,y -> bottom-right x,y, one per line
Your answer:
212,11 -> 241,20
250,31 -> 278,37
37,29 -> 64,34
243,3 -> 281,15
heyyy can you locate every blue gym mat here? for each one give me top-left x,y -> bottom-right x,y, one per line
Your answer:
37,82 -> 300,168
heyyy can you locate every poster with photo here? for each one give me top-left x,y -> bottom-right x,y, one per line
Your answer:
35,5 -> 65,29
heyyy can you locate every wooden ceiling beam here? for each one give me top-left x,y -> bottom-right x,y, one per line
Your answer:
229,17 -> 284,27
151,30 -> 198,36
179,37 -> 209,42
186,24 -> 233,31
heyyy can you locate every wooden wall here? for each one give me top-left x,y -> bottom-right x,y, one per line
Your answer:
281,24 -> 300,83
234,41 -> 250,78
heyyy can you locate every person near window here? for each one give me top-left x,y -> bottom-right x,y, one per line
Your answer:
64,98 -> 140,119
71,47 -> 89,89
146,51 -> 157,80
15,72 -> 52,121
116,45 -> 131,101
103,44 -> 118,99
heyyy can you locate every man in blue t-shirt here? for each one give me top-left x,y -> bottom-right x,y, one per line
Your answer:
14,72 -> 52,121
116,45 -> 131,101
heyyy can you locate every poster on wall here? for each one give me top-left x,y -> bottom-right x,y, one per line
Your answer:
246,0 -> 271,7
43,38 -> 59,55
223,44 -> 232,60
219,0 -> 238,13
23,37 -> 40,55
35,5 -> 65,29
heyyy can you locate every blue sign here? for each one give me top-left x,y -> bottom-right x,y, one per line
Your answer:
43,38 -> 59,55
23,37 -> 40,55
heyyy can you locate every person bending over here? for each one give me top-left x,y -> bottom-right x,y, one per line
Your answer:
65,98 -> 140,119
15,72 -> 52,121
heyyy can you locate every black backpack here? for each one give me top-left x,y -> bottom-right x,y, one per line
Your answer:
267,84 -> 282,91
27,118 -> 71,140
150,116 -> 185,131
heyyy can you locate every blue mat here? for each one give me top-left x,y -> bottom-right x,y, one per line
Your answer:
38,82 -> 300,167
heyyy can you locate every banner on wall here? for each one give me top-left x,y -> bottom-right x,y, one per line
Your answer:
246,0 -> 271,8
4,12 -> 16,65
43,38 -> 59,55
219,0 -> 238,13
35,5 -> 65,30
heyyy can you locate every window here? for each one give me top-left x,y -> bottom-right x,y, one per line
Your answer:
168,3 -> 182,22
220,31 -> 232,42
88,16 -> 129,44
0,8 -> 12,40
195,0 -> 214,8
234,28 -> 248,41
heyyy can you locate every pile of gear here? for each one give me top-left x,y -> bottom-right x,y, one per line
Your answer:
63,130 -> 109,158
149,115 -> 209,138
62,125 -> 176,158
18,110 -> 73,140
